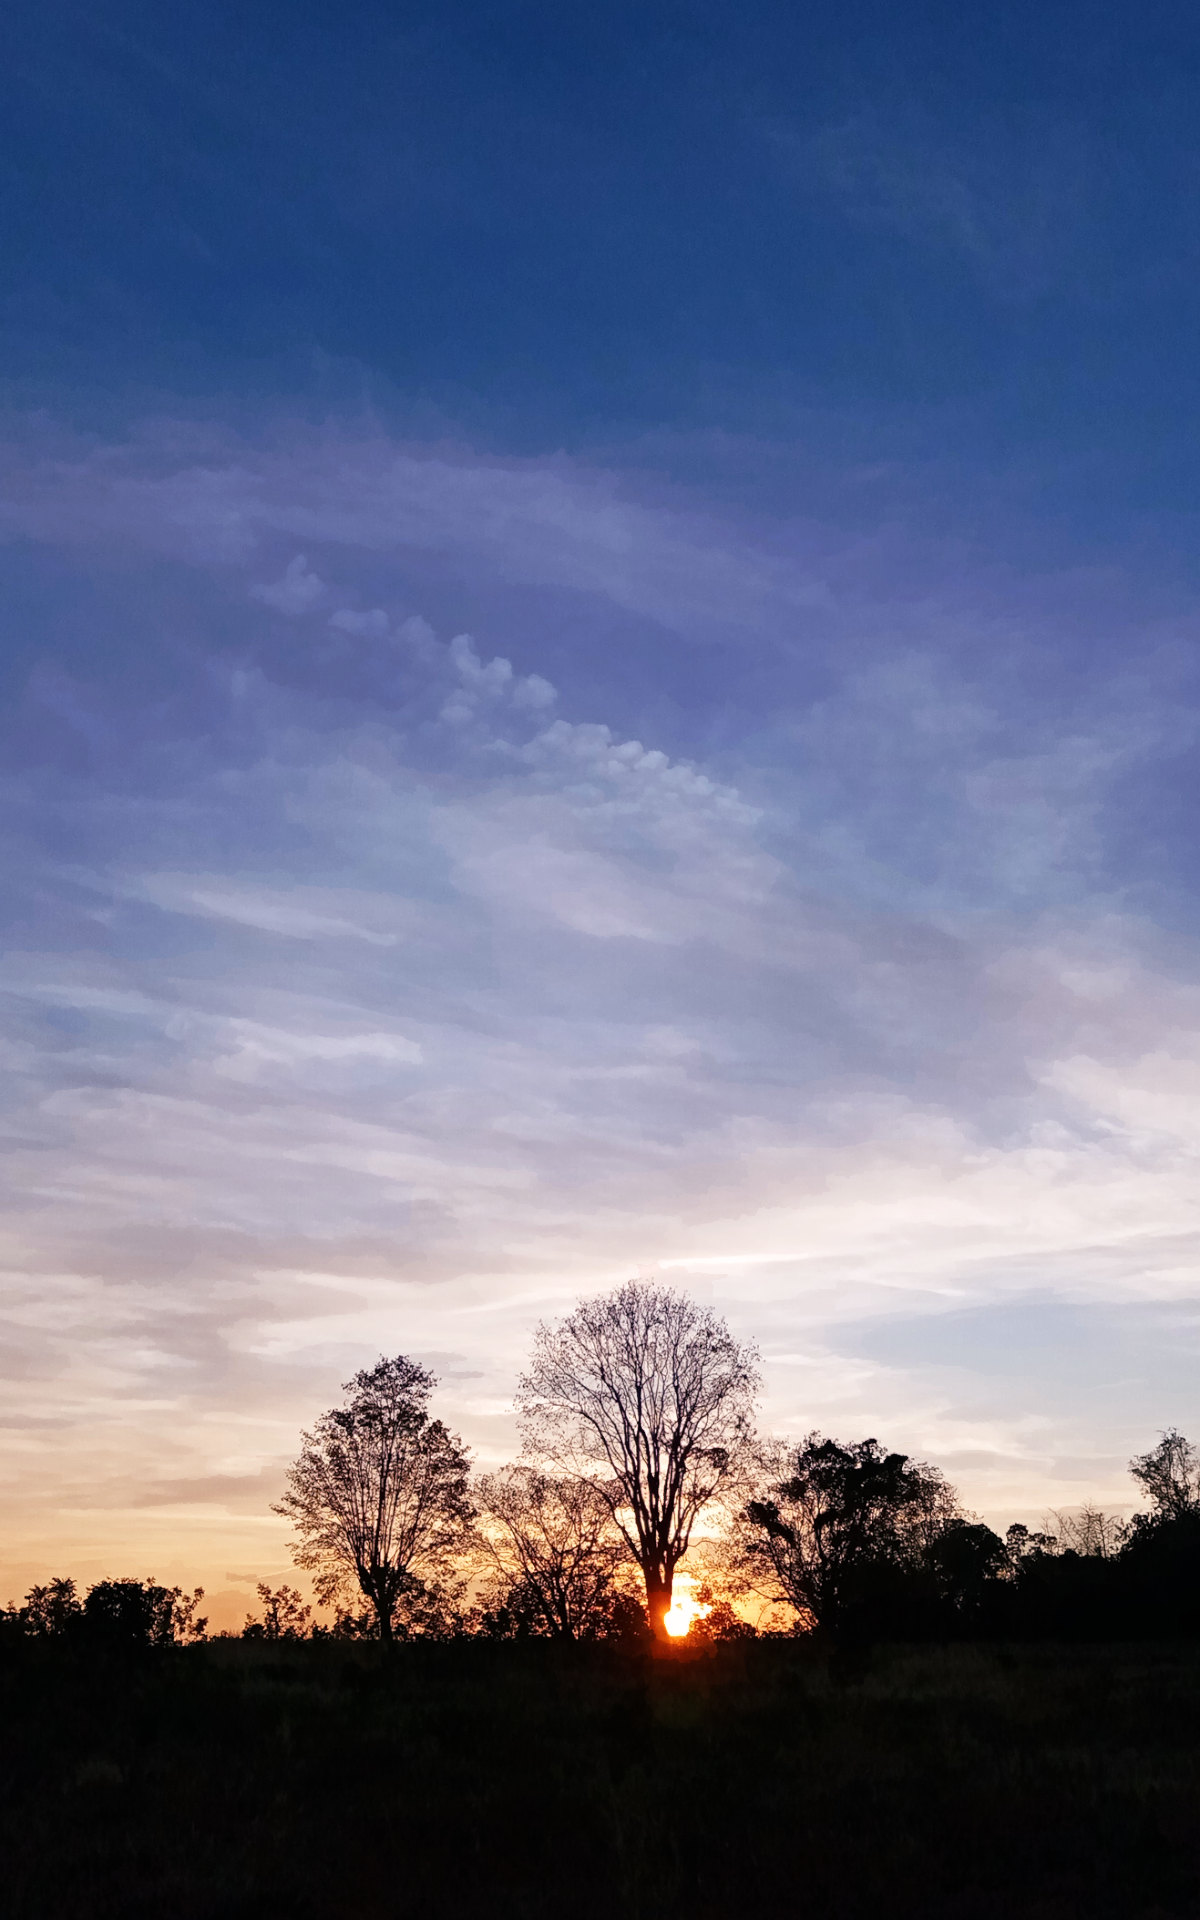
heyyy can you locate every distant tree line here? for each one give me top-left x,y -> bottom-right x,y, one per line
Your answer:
2,1576 -> 208,1647
8,1280 -> 1200,1648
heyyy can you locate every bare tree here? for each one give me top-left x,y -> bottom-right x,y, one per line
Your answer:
1050,1504 -> 1127,1559
515,1279 -> 760,1638
275,1355 -> 472,1642
1130,1430 -> 1200,1521
474,1466 -> 635,1639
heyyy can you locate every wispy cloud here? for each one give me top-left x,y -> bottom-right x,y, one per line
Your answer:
773,107 -> 1097,301
1,416 -> 1198,1608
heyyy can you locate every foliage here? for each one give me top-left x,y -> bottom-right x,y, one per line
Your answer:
516,1279 -> 760,1635
16,1576 -> 83,1637
469,1580 -> 649,1642
275,1354 -> 473,1642
83,1579 -> 208,1647
1,1576 -> 206,1647
738,1433 -> 961,1631
309,1578 -> 466,1642
1004,1521 -> 1059,1565
686,1582 -> 758,1641
923,1519 -> 1010,1617
1051,1502 -> 1128,1559
242,1583 -> 312,1640
1129,1429 -> 1200,1523
473,1466 -> 637,1639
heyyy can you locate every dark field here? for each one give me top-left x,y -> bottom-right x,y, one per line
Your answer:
7,1639 -> 1200,1919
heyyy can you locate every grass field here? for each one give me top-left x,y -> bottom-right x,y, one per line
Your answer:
7,1637 -> 1200,1918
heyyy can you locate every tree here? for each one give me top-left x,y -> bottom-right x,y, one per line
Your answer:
2,1575 -> 205,1645
242,1581 -> 312,1640
473,1466 -> 636,1640
738,1433 -> 959,1631
275,1355 -> 473,1643
82,1578 -> 207,1646
1130,1430 -> 1200,1522
925,1519 -> 1010,1616
515,1279 -> 760,1639
1005,1522 -> 1058,1565
686,1581 -> 757,1641
1119,1432 -> 1200,1636
16,1576 -> 82,1636
1051,1504 -> 1127,1559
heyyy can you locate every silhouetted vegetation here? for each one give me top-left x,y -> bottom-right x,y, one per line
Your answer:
274,1353 -> 472,1642
13,1289 -> 1200,1914
516,1277 -> 761,1637
9,1636 -> 1200,1918
6,1575 -> 207,1649
470,1466 -> 646,1638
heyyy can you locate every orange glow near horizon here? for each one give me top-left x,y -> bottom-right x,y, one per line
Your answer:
663,1575 -> 711,1638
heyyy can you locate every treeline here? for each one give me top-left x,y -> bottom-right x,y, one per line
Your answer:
3,1576 -> 208,1648
7,1281 -> 1200,1648
732,1428 -> 1200,1641
10,1430 -> 1200,1649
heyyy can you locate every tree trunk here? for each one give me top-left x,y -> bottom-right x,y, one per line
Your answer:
645,1573 -> 673,1641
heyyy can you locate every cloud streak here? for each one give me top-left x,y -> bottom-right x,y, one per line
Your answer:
2,415 -> 1199,1615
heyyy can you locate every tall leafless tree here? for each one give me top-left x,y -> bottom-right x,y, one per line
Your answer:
515,1279 -> 760,1638
275,1355 -> 472,1642
474,1466 -> 634,1639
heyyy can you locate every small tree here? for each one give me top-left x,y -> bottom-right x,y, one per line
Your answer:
924,1519 -> 1010,1614
16,1576 -> 82,1636
242,1582 -> 312,1640
1051,1504 -> 1127,1559
515,1279 -> 760,1638
1006,1522 -> 1058,1565
738,1433 -> 959,1630
474,1466 -> 634,1640
1130,1430 -> 1200,1521
275,1355 -> 473,1642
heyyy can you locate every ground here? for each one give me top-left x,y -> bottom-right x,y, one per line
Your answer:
6,1637 -> 1200,1918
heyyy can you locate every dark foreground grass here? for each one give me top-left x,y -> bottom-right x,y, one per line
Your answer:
6,1638 -> 1200,1919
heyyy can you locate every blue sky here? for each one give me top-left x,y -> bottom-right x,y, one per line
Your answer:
5,0 -> 1200,1619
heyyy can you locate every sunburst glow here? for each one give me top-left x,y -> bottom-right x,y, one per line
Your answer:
663,1576 -> 711,1638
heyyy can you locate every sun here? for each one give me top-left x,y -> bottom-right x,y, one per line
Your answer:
663,1575 -> 711,1638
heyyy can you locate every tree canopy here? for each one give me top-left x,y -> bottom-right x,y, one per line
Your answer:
515,1279 -> 760,1637
275,1355 -> 473,1642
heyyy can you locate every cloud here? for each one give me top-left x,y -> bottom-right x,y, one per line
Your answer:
0,421 -> 829,640
251,553 -> 326,614
329,606 -> 390,638
775,108 -> 1096,301
122,874 -> 406,944
1,413 -> 1199,1597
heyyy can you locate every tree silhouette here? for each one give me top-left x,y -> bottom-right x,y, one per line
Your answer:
1050,1504 -> 1127,1559
1129,1430 -> 1200,1521
515,1279 -> 759,1638
739,1433 -> 959,1630
16,1576 -> 82,1636
473,1465 -> 636,1639
276,1355 -> 472,1642
242,1582 -> 312,1640
83,1578 -> 207,1646
925,1519 -> 1009,1617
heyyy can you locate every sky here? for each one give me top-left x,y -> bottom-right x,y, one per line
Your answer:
6,0 -> 1200,1626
